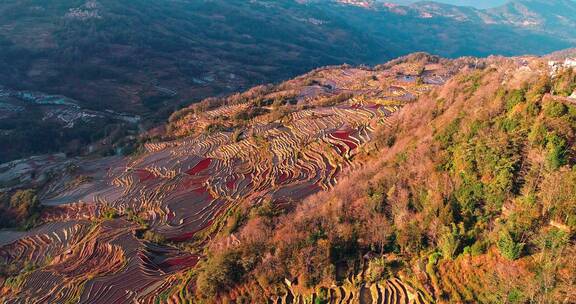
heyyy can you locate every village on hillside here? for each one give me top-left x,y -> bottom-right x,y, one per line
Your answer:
548,57 -> 576,99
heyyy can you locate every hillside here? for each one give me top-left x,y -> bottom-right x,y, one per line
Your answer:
189,54 -> 576,303
1,52 -> 575,303
1,0 -> 575,163
194,56 -> 576,302
0,52 -> 453,303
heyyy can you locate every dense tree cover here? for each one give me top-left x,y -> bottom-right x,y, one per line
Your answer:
0,112 -> 133,162
0,0 -> 380,115
0,189 -> 42,229
191,61 -> 576,302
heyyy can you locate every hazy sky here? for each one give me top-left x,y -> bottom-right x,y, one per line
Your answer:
389,0 -> 508,9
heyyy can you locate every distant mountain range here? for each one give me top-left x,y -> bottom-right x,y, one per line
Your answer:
400,0 -> 576,41
385,0 -> 508,9
337,0 -> 576,39
0,0 -> 575,162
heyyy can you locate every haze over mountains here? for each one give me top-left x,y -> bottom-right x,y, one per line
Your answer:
1,0 -> 575,162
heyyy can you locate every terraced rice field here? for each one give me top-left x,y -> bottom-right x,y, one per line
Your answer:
0,61 -> 453,303
265,276 -> 430,304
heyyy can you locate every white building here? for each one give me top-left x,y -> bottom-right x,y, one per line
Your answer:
564,58 -> 576,68
549,58 -> 576,77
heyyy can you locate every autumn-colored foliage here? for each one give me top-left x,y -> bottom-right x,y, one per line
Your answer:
194,56 -> 576,302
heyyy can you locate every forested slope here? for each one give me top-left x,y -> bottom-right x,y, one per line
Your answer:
192,55 -> 576,303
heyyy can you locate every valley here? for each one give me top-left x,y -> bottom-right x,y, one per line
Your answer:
1,0 -> 575,162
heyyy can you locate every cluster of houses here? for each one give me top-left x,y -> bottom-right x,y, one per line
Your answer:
0,87 -> 79,107
548,58 -> 576,99
0,86 -> 140,128
65,0 -> 102,20
337,0 -> 374,9
565,59 -> 576,99
548,58 -> 576,74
